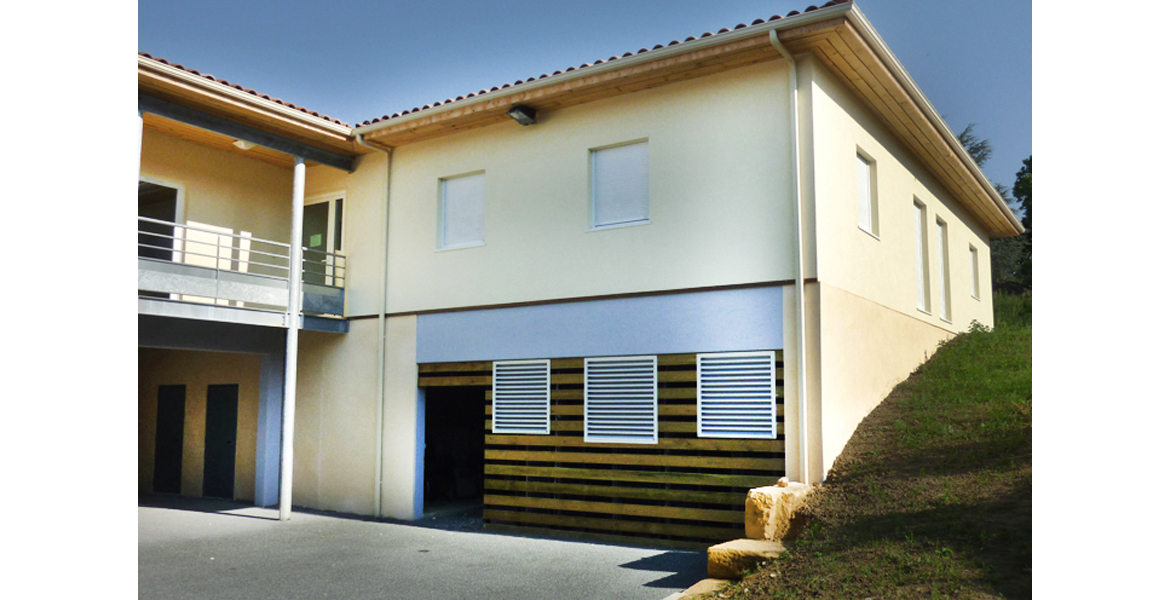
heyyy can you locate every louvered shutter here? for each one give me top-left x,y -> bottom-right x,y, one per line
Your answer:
697,351 -> 777,439
492,360 -> 550,435
584,356 -> 658,444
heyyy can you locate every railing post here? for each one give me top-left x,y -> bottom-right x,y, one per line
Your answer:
280,156 -> 305,521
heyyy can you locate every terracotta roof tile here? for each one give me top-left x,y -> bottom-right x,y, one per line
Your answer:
358,1 -> 850,126
138,52 -> 350,127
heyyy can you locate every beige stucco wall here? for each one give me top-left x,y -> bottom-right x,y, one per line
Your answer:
305,153 -> 388,317
814,282 -> 952,478
138,348 -> 260,501
140,129 -> 293,244
383,59 -> 797,313
291,315 -> 420,519
806,59 -> 994,334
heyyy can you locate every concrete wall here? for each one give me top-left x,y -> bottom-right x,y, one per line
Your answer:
140,129 -> 293,244
290,316 -> 420,519
789,59 -> 998,482
383,60 -> 796,314
138,347 -> 261,501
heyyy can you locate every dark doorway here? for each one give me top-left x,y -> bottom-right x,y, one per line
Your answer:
139,181 -> 178,261
153,385 -> 186,494
424,386 -> 486,515
203,384 -> 239,499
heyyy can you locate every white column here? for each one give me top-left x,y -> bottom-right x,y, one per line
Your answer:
280,156 -> 306,520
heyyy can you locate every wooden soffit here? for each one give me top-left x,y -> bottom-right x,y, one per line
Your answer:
138,56 -> 367,161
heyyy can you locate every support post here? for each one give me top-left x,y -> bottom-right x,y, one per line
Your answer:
279,156 -> 306,520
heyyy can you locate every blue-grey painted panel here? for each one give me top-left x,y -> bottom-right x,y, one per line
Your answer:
417,286 -> 783,363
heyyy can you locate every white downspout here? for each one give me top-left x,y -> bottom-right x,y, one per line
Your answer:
355,135 -> 393,518
280,156 -> 306,520
770,31 -> 811,484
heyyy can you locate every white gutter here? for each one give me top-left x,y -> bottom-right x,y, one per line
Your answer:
769,32 -> 812,485
841,9 -> 1023,234
279,156 -> 306,520
355,135 -> 394,518
353,2 -> 854,136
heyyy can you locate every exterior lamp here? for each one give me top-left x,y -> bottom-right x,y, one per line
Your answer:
506,105 -> 537,126
233,139 -> 256,150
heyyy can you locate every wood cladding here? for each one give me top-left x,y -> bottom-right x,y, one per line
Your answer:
418,352 -> 784,548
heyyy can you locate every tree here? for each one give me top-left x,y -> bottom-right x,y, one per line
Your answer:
957,124 -> 1030,293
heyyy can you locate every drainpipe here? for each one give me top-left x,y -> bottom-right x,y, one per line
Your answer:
280,156 -> 306,520
769,31 -> 811,484
355,134 -> 393,518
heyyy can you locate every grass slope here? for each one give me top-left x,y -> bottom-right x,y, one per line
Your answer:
712,293 -> 1032,599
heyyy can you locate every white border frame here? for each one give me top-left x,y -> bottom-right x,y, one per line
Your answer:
588,139 -> 651,232
583,355 -> 658,444
696,350 -> 777,439
491,359 -> 551,435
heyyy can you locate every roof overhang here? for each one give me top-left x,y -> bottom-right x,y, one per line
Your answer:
355,1 -> 1022,238
138,55 -> 366,170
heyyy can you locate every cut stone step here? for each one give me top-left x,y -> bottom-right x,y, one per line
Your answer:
707,539 -> 787,579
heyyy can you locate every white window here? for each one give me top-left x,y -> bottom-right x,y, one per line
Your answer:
914,200 -> 930,312
857,152 -> 878,236
584,356 -> 657,444
970,245 -> 980,300
439,172 -> 485,250
492,360 -> 551,435
936,219 -> 951,321
697,351 -> 777,439
591,141 -> 649,229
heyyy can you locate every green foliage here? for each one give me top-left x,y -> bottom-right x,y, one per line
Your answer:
991,156 -> 1032,293
957,124 -> 993,167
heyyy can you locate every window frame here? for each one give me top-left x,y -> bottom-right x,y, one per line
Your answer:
437,171 -> 486,251
583,355 -> 658,444
936,217 -> 952,322
970,244 -> 980,300
589,139 -> 650,231
914,199 -> 931,314
857,150 -> 879,238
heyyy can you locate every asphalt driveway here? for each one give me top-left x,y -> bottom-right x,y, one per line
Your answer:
139,496 -> 707,599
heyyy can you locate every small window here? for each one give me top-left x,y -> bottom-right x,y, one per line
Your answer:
439,172 -> 485,250
857,152 -> 878,236
584,356 -> 657,444
936,219 -> 951,321
697,351 -> 777,439
914,200 -> 931,312
591,141 -> 649,229
970,245 -> 980,300
492,360 -> 550,435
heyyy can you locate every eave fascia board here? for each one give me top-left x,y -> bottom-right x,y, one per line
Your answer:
138,55 -> 354,141
139,94 -> 356,172
842,8 -> 1025,236
354,2 -> 855,137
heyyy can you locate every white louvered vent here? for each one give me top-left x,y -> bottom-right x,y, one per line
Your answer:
584,356 -> 658,444
697,351 -> 777,439
492,360 -> 550,435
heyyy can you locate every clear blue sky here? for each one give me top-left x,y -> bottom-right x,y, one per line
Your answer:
138,0 -> 1031,193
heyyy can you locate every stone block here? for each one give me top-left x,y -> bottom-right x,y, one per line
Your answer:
707,539 -> 786,579
744,481 -> 814,541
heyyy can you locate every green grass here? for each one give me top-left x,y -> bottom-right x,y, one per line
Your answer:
710,293 -> 1031,600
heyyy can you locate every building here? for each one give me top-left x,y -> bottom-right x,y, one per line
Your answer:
137,0 -> 1023,547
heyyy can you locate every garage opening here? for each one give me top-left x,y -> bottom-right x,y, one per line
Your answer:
423,385 -> 486,518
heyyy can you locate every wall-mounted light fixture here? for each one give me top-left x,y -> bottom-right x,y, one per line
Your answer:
233,139 -> 256,150
506,105 -> 537,126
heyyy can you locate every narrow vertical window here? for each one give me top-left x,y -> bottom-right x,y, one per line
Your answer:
439,172 -> 485,250
914,200 -> 930,312
937,219 -> 951,321
857,152 -> 877,236
970,245 -> 980,300
584,356 -> 658,444
591,141 -> 649,229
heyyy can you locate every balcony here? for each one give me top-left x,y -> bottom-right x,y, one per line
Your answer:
138,217 -> 346,330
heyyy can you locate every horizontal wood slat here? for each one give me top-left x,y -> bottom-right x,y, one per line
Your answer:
423,349 -> 783,544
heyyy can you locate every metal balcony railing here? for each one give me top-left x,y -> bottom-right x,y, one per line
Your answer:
137,216 -> 346,317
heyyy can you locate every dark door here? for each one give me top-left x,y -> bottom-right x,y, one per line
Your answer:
302,202 -> 330,286
202,385 -> 239,499
153,385 -> 185,494
138,181 -> 178,261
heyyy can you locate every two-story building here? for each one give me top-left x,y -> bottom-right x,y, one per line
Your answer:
138,0 -> 1023,548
